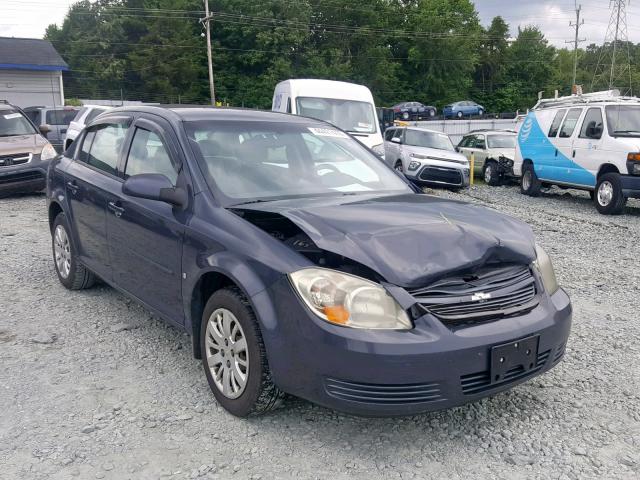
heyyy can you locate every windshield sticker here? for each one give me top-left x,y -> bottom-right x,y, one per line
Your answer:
3,113 -> 22,120
308,127 -> 349,139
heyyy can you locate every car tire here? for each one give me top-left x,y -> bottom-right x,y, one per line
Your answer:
478,109 -> 484,117
52,213 -> 95,290
456,111 -> 463,119
402,112 -> 410,120
429,109 -> 436,117
200,287 -> 284,417
594,173 -> 626,215
483,161 -> 500,186
521,163 -> 541,197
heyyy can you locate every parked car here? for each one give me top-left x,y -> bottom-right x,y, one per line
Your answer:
384,126 -> 470,189
515,90 -> 640,214
0,102 -> 57,197
64,105 -> 111,150
443,101 -> 485,119
457,130 -> 518,185
272,79 -> 384,157
22,106 -> 79,153
392,102 -> 437,121
47,106 -> 571,417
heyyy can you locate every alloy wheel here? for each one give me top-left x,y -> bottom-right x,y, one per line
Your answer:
522,170 -> 532,191
205,308 -> 249,399
54,225 -> 71,279
597,181 -> 614,206
395,161 -> 403,173
484,165 -> 493,183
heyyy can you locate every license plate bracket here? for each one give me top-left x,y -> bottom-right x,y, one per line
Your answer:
490,335 -> 540,384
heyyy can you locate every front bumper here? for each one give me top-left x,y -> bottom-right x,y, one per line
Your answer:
0,158 -> 50,195
621,174 -> 640,198
255,277 -> 572,416
406,163 -> 470,188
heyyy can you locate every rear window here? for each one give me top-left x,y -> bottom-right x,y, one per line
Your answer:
46,109 -> 78,126
548,110 -> 567,137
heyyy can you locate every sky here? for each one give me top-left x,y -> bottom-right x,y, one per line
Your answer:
1,0 -> 639,48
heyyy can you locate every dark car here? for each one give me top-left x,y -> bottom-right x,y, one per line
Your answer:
393,102 -> 437,121
47,106 -> 571,417
1,102 -> 57,197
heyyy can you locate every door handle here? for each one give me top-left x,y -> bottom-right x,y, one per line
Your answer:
555,149 -> 558,157
66,181 -> 79,193
107,201 -> 125,218
572,150 -> 576,158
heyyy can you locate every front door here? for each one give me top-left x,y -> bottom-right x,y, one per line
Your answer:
571,107 -> 604,187
107,117 -> 187,324
64,120 -> 130,279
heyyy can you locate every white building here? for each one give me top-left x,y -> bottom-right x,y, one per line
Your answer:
0,37 -> 68,108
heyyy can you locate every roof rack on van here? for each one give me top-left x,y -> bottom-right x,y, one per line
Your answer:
468,129 -> 517,134
533,90 -> 640,110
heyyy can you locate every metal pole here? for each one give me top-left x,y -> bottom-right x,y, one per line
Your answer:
204,0 -> 216,105
609,0 -> 622,90
566,2 -> 584,88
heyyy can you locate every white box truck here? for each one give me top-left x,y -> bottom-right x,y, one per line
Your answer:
272,79 -> 385,157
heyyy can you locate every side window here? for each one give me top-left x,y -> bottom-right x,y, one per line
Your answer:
548,109 -> 567,137
579,108 -> 604,139
475,135 -> 486,149
83,124 -> 128,175
124,128 -> 178,185
459,136 -> 472,148
46,109 -> 77,126
559,108 -> 583,138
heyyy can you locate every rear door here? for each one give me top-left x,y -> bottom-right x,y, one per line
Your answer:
64,116 -> 132,279
106,116 -> 188,323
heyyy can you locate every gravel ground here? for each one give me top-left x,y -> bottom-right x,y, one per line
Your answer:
1,185 -> 639,480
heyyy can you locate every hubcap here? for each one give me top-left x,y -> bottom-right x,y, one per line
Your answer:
522,171 -> 532,190
54,225 -> 71,279
597,181 -> 614,206
484,165 -> 493,183
205,308 -> 249,399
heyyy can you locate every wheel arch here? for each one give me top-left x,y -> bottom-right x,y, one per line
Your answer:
597,163 -> 620,179
48,201 -> 64,232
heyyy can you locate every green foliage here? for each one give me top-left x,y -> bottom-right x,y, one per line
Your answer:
45,1 -> 638,112
64,97 -> 83,106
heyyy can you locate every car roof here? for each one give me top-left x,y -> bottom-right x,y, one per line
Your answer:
105,105 -> 333,125
395,126 -> 447,135
466,129 -> 516,135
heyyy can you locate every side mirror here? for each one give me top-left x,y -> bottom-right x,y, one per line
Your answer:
391,137 -> 401,144
39,124 -> 51,135
586,121 -> 603,138
122,173 -> 187,207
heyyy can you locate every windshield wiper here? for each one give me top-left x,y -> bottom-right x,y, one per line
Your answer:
231,199 -> 271,206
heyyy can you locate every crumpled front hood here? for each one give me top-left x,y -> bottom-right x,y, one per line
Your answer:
489,148 -> 516,159
238,193 -> 536,288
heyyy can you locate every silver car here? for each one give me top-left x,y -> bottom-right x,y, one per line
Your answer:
384,126 -> 470,189
457,130 -> 517,185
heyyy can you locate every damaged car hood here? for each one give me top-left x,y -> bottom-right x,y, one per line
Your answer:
235,193 -> 536,288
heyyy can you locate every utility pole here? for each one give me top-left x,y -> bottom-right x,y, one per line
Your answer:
565,2 -> 585,88
201,0 -> 216,106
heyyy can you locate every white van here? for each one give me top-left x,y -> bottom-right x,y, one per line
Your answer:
272,79 -> 385,157
514,90 -> 640,214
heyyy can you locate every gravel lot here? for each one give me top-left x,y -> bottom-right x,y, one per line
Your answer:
1,185 -> 639,480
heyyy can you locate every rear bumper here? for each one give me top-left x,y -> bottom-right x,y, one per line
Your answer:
621,174 -> 640,198
255,277 -> 572,417
0,161 -> 49,195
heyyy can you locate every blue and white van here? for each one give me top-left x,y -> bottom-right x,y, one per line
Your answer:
514,90 -> 640,214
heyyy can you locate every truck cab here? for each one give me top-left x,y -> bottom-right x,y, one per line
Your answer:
272,79 -> 385,157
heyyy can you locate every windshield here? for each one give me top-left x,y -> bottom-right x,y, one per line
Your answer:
487,134 -> 516,148
295,97 -> 377,134
185,121 -> 410,205
0,110 -> 37,137
606,105 -> 640,137
404,129 -> 454,151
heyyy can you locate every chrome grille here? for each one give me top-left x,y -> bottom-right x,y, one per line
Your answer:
408,265 -> 539,326
0,152 -> 31,167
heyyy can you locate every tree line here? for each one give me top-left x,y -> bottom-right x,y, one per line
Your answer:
45,0 -> 640,111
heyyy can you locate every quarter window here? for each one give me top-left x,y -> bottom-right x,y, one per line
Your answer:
46,109 -> 77,126
558,108 -> 583,138
548,109 -> 567,137
579,108 -> 604,139
124,128 -> 178,185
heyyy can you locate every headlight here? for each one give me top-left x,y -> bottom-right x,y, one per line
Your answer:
408,161 -> 421,171
371,143 -> 385,157
40,143 -> 57,161
533,244 -> 559,295
289,268 -> 412,330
